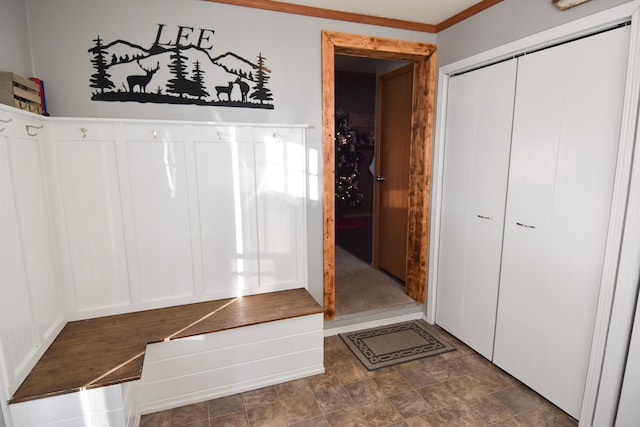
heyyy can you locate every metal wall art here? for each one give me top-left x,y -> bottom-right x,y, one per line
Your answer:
88,24 -> 274,109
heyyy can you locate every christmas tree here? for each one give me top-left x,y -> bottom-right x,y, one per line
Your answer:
335,108 -> 365,211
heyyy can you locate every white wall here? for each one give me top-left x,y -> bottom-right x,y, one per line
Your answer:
23,0 -> 435,307
436,0 -> 636,66
0,0 -> 32,76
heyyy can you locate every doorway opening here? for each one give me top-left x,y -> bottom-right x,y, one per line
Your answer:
322,31 -> 437,320
334,56 -> 414,318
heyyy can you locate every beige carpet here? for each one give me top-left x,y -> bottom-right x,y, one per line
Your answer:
335,245 -> 416,317
340,320 -> 455,370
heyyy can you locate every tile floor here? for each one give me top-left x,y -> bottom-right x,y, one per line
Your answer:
140,325 -> 578,427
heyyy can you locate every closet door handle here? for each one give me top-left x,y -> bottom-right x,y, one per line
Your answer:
477,214 -> 493,220
516,222 -> 536,229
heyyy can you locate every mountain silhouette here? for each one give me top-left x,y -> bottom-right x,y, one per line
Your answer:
89,30 -> 272,109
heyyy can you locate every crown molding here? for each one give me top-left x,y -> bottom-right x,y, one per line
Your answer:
436,0 -> 503,31
202,0 -> 503,33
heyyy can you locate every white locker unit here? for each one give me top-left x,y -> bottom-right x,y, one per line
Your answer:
436,25 -> 630,419
435,59 -> 517,360
43,118 -> 309,319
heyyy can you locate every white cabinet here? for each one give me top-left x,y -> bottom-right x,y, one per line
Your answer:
435,59 -> 517,360
436,25 -> 630,419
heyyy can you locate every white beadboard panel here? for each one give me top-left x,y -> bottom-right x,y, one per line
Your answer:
143,332 -> 321,382
9,384 -> 126,427
194,125 -> 260,298
124,125 -> 195,303
56,137 -> 131,312
139,348 -> 323,407
8,134 -> 63,342
136,314 -> 323,412
253,128 -> 306,290
145,313 -> 320,360
0,137 -> 38,397
143,324 -> 324,382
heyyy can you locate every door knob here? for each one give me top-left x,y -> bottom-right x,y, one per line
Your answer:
376,175 -> 386,182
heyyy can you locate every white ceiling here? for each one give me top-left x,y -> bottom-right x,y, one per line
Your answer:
279,0 -> 484,25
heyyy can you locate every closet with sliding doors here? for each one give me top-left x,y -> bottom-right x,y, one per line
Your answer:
435,24 -> 630,420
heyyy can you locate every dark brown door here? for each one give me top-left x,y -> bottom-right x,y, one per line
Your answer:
374,63 -> 413,281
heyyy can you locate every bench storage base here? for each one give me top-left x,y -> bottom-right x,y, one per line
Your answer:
9,313 -> 324,427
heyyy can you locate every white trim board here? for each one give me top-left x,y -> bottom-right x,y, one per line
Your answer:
428,2 -> 640,426
323,312 -> 424,337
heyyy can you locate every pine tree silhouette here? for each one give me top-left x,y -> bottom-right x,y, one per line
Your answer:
191,60 -> 209,100
167,46 -> 190,97
250,53 -> 273,104
88,36 -> 115,94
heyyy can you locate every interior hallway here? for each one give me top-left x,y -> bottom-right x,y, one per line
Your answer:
334,245 -> 417,318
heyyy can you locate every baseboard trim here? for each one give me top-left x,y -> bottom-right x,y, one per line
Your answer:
323,311 -> 424,336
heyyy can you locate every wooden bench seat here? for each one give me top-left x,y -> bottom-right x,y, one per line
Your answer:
10,288 -> 323,404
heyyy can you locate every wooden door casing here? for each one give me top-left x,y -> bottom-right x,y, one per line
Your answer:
322,31 -> 436,319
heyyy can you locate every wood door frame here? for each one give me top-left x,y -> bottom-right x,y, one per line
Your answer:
322,30 -> 437,319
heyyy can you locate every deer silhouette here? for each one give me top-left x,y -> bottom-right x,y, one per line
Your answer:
215,81 -> 234,101
127,60 -> 160,93
234,77 -> 250,102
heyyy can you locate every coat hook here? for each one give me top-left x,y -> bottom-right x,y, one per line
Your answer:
25,124 -> 44,137
0,117 -> 12,132
152,129 -> 157,139
80,127 -> 87,138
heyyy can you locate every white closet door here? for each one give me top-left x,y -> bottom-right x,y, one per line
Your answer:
493,26 -> 630,419
436,59 -> 516,359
